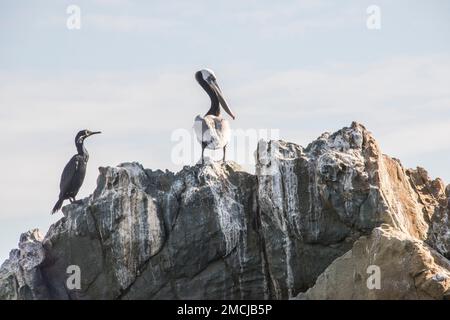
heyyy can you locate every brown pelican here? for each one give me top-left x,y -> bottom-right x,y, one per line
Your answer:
193,69 -> 235,164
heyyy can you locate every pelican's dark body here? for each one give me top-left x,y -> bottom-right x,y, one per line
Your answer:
52,130 -> 100,214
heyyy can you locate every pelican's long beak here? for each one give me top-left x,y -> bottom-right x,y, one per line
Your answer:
210,79 -> 235,120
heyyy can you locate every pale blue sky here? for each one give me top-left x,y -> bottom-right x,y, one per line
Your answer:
0,0 -> 449,261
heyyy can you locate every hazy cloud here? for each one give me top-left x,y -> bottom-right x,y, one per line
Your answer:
85,14 -> 181,33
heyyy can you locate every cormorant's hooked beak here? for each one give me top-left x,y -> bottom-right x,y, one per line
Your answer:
89,131 -> 102,136
209,79 -> 235,120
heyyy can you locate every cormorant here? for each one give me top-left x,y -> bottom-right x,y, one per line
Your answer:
51,130 -> 101,214
193,69 -> 236,164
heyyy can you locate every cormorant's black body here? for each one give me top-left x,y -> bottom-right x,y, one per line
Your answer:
58,154 -> 88,200
52,130 -> 100,214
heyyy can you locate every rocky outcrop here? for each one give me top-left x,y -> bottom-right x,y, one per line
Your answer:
256,122 -> 450,299
296,224 -> 450,300
1,122 -> 449,300
0,229 -> 48,300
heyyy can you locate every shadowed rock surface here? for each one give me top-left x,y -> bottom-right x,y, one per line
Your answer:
1,122 -> 449,299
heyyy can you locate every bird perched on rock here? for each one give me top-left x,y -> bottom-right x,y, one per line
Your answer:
52,130 -> 101,214
193,69 -> 236,164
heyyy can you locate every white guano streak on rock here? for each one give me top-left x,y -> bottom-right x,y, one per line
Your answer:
199,163 -> 250,298
0,230 -> 45,299
257,140 -> 305,297
280,160 -> 298,298
312,129 -> 366,221
202,163 -> 243,257
309,161 -> 321,240
18,230 -> 45,271
264,143 -> 297,297
94,164 -> 163,290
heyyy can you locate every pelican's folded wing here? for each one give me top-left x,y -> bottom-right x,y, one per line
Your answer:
193,115 -> 205,144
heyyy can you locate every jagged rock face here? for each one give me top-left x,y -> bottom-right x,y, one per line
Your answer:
1,162 -> 265,299
0,230 -> 48,300
256,124 -> 374,298
120,162 -> 267,299
0,122 -> 449,300
40,163 -> 168,299
406,168 -> 450,258
255,122 -> 449,298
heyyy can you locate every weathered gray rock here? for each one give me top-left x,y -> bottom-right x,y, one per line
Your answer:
0,229 -> 48,299
1,161 -> 265,299
256,122 -> 449,298
119,162 -> 266,300
41,162 -> 167,299
1,122 -> 449,300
